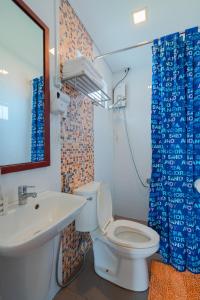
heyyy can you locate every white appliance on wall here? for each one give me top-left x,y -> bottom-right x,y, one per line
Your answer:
51,89 -> 70,115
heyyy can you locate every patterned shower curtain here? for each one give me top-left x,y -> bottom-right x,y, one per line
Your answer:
31,76 -> 45,162
148,27 -> 200,273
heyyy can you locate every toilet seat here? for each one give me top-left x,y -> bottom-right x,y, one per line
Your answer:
96,183 -> 159,250
106,219 -> 159,249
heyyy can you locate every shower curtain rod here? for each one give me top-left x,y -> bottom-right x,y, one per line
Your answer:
94,27 -> 199,60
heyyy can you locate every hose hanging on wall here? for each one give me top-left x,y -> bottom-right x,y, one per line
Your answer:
113,69 -> 149,188
122,109 -> 149,188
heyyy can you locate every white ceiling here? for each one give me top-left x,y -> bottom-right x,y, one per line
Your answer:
69,0 -> 200,72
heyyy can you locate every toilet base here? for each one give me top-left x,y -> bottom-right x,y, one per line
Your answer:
94,257 -> 149,292
93,238 -> 149,292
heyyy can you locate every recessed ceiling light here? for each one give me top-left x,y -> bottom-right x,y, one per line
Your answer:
0,69 -> 8,75
133,9 -> 147,24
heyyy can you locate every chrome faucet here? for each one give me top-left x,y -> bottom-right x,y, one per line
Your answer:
18,185 -> 37,205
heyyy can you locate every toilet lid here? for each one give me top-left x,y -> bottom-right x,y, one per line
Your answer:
97,183 -> 113,233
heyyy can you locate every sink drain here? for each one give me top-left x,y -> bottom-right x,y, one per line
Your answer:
35,204 -> 40,210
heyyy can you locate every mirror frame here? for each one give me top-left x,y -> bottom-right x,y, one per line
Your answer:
1,0 -> 50,174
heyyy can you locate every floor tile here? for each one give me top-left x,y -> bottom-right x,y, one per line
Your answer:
54,249 -> 149,300
54,288 -> 84,300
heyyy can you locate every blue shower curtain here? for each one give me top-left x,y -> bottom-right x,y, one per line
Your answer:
31,76 -> 45,162
149,27 -> 200,273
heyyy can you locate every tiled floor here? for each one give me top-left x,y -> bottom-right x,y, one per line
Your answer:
54,249 -> 160,300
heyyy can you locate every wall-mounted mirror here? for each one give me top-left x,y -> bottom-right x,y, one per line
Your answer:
0,0 -> 50,174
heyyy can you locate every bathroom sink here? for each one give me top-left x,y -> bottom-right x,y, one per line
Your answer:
0,191 -> 86,257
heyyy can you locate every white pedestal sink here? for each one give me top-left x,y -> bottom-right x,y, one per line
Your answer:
0,191 -> 86,300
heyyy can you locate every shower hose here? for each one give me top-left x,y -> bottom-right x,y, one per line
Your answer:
56,233 -> 89,288
122,108 -> 149,188
112,68 -> 149,189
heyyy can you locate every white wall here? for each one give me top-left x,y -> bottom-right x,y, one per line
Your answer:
93,46 -> 114,193
112,51 -> 152,221
0,0 -> 61,204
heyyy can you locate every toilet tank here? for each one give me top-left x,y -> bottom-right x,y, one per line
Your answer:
74,182 -> 100,232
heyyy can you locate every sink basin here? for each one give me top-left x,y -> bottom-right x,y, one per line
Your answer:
0,191 -> 86,257
0,190 -> 87,300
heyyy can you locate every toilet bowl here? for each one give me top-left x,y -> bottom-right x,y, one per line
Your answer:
107,219 -> 159,255
74,182 -> 160,292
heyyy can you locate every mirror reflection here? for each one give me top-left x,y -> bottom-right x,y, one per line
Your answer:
0,0 -> 44,166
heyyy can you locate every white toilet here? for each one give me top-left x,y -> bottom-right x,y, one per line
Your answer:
74,182 -> 160,292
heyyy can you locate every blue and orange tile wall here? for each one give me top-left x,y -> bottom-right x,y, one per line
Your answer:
59,0 -> 94,283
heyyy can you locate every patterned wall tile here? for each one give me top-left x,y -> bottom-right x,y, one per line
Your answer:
59,0 -> 94,284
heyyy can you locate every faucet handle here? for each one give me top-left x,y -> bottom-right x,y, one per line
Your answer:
25,186 -> 36,193
18,185 -> 35,194
25,185 -> 35,189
